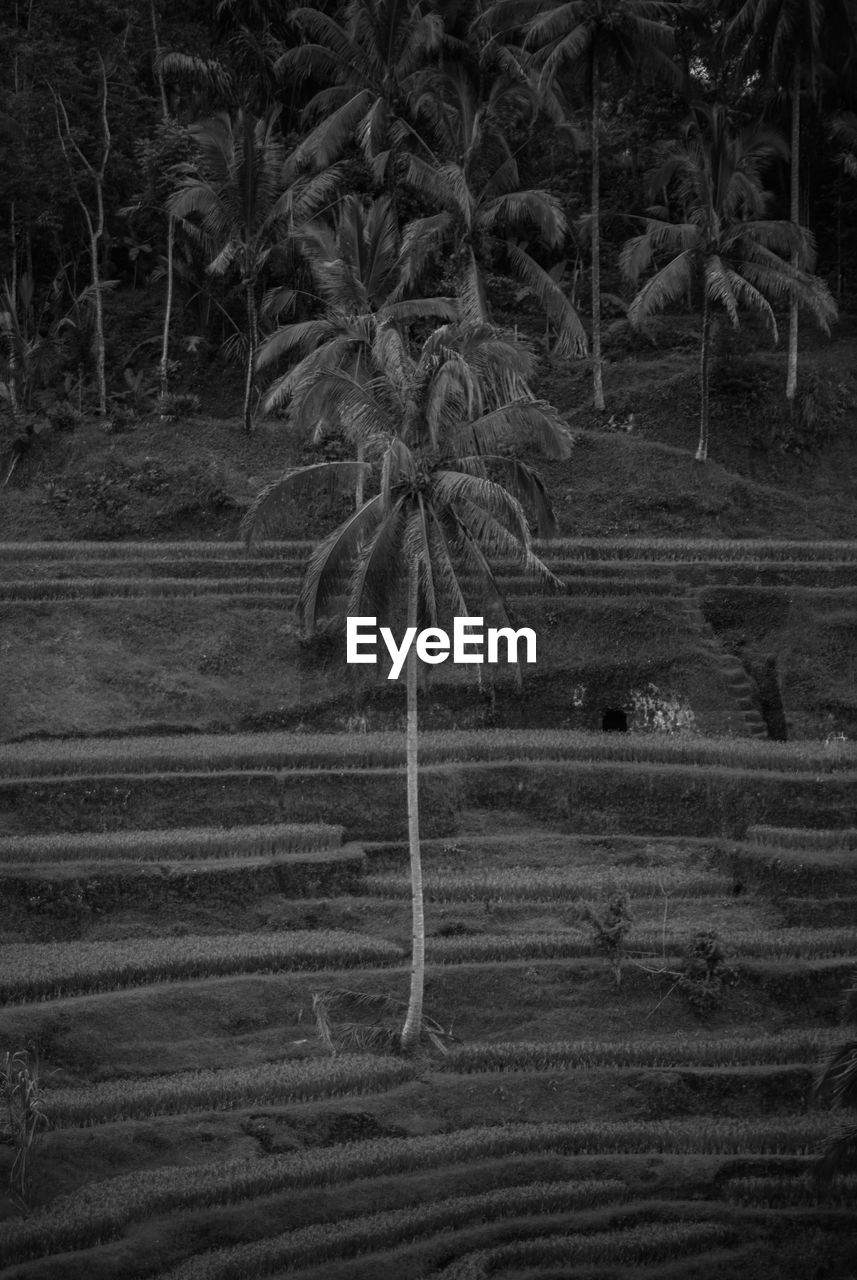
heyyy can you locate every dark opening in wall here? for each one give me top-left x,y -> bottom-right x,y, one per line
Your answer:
749,656 -> 789,740
602,707 -> 628,732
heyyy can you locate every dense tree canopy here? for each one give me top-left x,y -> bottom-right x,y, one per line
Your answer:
1,0 -> 856,434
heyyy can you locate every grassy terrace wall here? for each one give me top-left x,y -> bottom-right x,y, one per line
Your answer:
3,538 -> 855,740
0,592 -> 738,738
0,760 -> 854,840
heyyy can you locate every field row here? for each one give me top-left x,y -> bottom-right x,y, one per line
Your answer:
7,558 -> 857,588
747,825 -> 857,851
163,1187 -> 705,1280
3,727 -> 855,780
41,1031 -> 840,1128
3,926 -> 854,1003
363,867 -> 732,901
720,841 -> 857,892
5,537 -> 857,562
0,931 -> 403,1003
0,1118 -> 832,1265
0,822 -> 346,864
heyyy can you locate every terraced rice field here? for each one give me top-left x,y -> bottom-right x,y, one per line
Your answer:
1,540 -> 856,1279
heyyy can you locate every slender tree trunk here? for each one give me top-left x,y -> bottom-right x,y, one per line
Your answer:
836,184 -> 842,305
696,291 -> 711,462
591,47 -> 604,412
243,279 -> 258,435
400,562 -> 425,1054
54,59 -> 110,416
786,59 -> 800,402
149,0 -> 169,118
160,215 -> 175,403
355,440 -> 365,509
151,0 -> 174,405
10,204 -> 17,301
355,350 -> 364,508
91,225 -> 107,416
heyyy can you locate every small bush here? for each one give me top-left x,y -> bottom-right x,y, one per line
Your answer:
678,930 -> 738,1015
157,392 -> 201,420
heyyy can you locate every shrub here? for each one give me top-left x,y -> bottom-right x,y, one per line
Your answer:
678,930 -> 738,1016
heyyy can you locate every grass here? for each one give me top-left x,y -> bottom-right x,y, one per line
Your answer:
0,1118 -> 830,1266
0,931 -> 402,1003
46,1055 -> 417,1127
427,926 -> 857,965
364,867 -> 731,901
432,1220 -> 739,1279
2,727 -> 855,780
443,1031 -> 840,1074
746,825 -> 857,851
161,1180 -> 630,1280
0,577 -> 299,601
0,822 -> 346,864
718,839 -> 857,892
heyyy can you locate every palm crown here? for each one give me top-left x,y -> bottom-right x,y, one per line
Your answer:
621,105 -> 836,460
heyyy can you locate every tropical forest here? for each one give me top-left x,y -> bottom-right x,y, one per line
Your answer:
1,0 -> 857,1276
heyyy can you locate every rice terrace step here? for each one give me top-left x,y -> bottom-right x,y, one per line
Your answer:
1,536 -> 856,1280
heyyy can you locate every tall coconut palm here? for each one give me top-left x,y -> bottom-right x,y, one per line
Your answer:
169,108 -> 340,433
724,0 -> 856,400
482,0 -> 683,408
620,104 -> 836,461
276,0 -> 446,178
242,321 -> 572,1052
402,66 -> 587,352
257,193 -> 458,505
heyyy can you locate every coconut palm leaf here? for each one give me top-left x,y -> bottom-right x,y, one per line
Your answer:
505,242 -> 588,355
241,460 -> 370,544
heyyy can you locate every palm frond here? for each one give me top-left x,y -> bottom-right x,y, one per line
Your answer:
346,496 -> 408,621
505,242 -> 587,356
814,1041 -> 857,1109
627,249 -> 694,325
241,461 -> 370,546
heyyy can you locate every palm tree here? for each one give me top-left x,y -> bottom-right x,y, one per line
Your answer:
257,193 -> 458,506
724,0 -> 857,400
242,321 -> 572,1052
276,0 -> 446,178
620,104 -> 836,461
402,65 -> 587,352
168,108 -> 340,433
514,0 -> 684,410
813,982 -> 857,1181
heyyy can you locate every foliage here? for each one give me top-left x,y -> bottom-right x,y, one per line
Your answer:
621,103 -> 837,460
312,987 -> 455,1056
0,1048 -> 48,1208
580,887 -> 633,985
677,928 -> 739,1015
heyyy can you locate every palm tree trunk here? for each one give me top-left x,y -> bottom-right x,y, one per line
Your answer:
152,0 -> 173,406
696,290 -> 711,462
400,562 -> 425,1054
243,280 -> 258,435
91,225 -> 107,417
160,215 -> 175,404
355,439 -> 365,509
786,58 -> 800,402
591,47 -> 605,412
